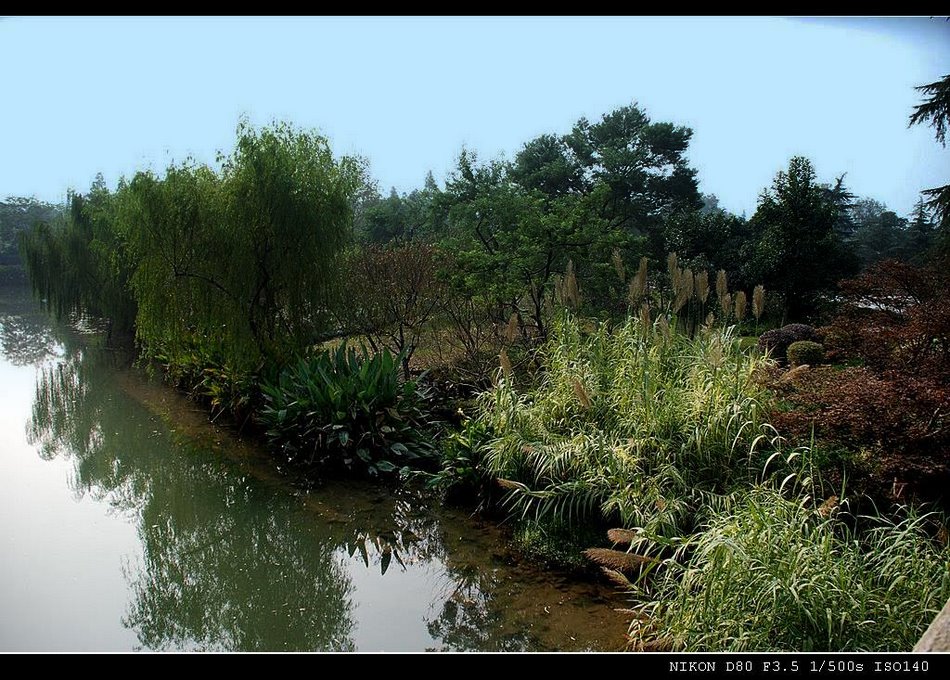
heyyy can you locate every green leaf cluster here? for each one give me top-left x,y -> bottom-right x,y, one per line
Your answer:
259,344 -> 436,476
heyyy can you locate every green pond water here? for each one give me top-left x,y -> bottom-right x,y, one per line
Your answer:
0,281 -> 627,652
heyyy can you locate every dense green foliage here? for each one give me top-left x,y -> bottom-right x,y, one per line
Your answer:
118,121 -> 364,369
1,196 -> 62,261
259,344 -> 436,476
909,74 -> 950,243
433,104 -> 704,337
746,157 -> 858,320
20,122 -> 363,369
16,86 -> 950,653
787,340 -> 825,367
19,177 -> 136,336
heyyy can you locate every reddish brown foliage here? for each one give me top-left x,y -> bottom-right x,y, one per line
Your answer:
336,242 -> 445,376
831,259 -> 950,380
772,367 -> 949,455
770,366 -> 950,502
769,259 -> 950,503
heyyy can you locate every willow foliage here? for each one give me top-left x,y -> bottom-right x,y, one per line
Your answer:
116,120 -> 364,368
19,176 -> 136,335
21,121 -> 364,371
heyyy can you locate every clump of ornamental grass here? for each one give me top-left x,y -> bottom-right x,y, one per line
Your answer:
475,310 -> 784,535
626,485 -> 950,652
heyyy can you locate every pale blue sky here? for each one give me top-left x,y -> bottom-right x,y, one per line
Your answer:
1,16 -> 948,218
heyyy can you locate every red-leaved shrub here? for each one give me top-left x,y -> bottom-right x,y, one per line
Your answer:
768,258 -> 950,504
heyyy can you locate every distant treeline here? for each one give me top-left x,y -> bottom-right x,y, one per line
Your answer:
14,103 -> 945,375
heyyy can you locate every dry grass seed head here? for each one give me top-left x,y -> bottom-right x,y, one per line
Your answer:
696,270 -> 710,304
735,290 -> 748,321
612,248 -> 626,283
716,269 -> 728,301
753,284 -> 766,320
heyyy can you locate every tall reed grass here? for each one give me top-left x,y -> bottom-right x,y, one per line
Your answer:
476,311 -> 782,534
626,487 -> 950,651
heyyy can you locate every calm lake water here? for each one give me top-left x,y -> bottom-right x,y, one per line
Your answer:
0,281 -> 627,652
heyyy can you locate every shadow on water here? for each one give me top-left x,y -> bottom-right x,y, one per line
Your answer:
12,282 -> 626,652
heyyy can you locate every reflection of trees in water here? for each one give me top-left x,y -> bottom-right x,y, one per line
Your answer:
28,350 -> 357,651
26,342 -> 610,651
28,351 -> 148,508
0,284 -> 103,366
321,491 -> 536,651
123,486 -> 357,651
0,311 -> 59,365
425,573 -> 533,651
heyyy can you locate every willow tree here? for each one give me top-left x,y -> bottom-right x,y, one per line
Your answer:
19,175 -> 136,339
119,121 -> 365,369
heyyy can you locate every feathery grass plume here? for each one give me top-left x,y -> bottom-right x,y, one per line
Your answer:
673,287 -> 688,313
499,347 -> 513,379
753,284 -> 766,321
672,266 -> 691,313
682,268 -> 694,301
695,270 -> 710,304
657,315 -> 671,342
719,292 -> 732,319
629,257 -> 649,306
571,376 -> 592,410
611,248 -> 626,283
584,548 -> 659,572
817,495 -> 839,518
716,269 -> 728,302
564,259 -> 581,309
505,312 -> 519,343
608,528 -> 639,546
602,568 -> 633,588
667,252 -> 679,284
633,639 -> 678,652
735,290 -> 747,321
707,335 -> 725,369
553,274 -> 564,306
640,302 -> 652,333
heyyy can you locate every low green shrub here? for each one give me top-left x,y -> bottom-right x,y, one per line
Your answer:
787,340 -> 825,367
259,344 -> 436,476
758,324 -> 819,363
422,417 -> 495,505
153,339 -> 262,422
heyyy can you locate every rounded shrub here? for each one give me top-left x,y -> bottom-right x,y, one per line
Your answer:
758,324 -> 819,363
787,340 -> 825,367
